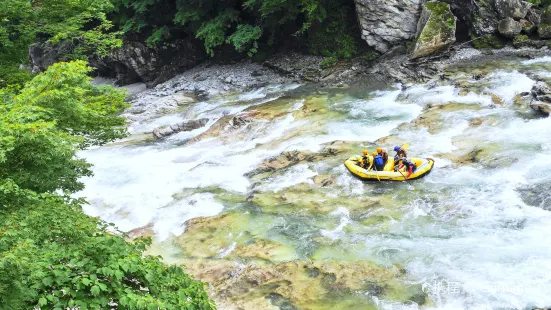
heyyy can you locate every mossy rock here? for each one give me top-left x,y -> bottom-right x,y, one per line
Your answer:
411,1 -> 457,59
472,34 -> 506,49
183,259 -> 429,310
538,23 -> 551,38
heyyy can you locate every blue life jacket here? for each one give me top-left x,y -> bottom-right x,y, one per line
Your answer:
374,155 -> 384,168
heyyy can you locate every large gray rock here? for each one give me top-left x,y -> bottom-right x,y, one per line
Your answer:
29,42 -> 73,73
494,0 -> 531,20
354,0 -> 423,53
526,7 -> 542,26
411,1 -> 457,59
152,118 -> 209,139
30,38 -> 206,87
498,17 -> 522,38
89,39 -> 205,86
471,0 -> 500,36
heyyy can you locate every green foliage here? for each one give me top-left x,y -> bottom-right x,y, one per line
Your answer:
320,57 -> 338,69
513,34 -> 530,44
11,61 -> 128,149
358,51 -> 378,63
227,24 -> 262,57
306,0 -> 360,59
0,196 -> 215,309
0,0 -> 122,66
525,0 -> 551,6
0,61 -> 216,309
0,61 -> 127,194
118,0 -> 350,56
472,34 -> 505,49
0,65 -> 33,90
195,10 -> 240,56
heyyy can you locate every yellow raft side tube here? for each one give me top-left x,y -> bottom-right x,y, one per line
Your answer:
344,156 -> 434,181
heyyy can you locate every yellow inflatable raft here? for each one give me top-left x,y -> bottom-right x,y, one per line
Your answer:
344,156 -> 434,181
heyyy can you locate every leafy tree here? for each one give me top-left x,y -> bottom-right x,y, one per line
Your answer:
0,0 -> 122,88
0,61 -> 216,309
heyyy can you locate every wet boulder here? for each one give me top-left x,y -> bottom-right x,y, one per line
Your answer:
312,174 -> 335,187
498,17 -> 522,38
528,82 -> 551,116
245,148 -> 341,178
530,81 -> 551,102
152,118 -> 209,139
411,1 -> 457,59
494,0 -> 531,20
529,101 -> 551,116
517,182 -> 551,209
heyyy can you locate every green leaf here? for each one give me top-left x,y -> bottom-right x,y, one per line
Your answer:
114,270 -> 124,280
38,297 -> 47,306
91,285 -> 100,296
82,278 -> 91,286
42,277 -> 54,286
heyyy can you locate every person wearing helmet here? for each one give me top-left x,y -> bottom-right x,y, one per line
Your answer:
373,151 -> 385,171
376,147 -> 389,166
393,145 -> 407,171
399,159 -> 417,178
359,150 -> 370,169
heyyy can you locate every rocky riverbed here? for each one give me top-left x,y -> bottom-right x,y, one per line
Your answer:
80,51 -> 551,309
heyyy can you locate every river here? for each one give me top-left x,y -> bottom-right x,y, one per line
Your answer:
77,56 -> 551,309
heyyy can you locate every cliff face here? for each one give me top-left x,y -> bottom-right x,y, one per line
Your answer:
30,38 -> 205,86
354,0 -> 423,53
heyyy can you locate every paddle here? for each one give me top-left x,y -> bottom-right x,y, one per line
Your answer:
402,143 -> 409,150
397,167 -> 407,180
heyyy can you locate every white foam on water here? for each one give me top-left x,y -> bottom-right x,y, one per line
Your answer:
153,193 -> 225,240
522,56 -> 551,64
485,70 -> 535,104
259,164 -> 316,192
321,207 -> 351,240
403,85 -> 493,107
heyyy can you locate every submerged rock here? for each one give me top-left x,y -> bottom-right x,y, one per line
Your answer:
190,114 -> 255,143
517,182 -> 551,209
245,148 -> 342,178
152,118 -> 209,139
498,17 -> 522,38
312,174 -> 335,187
411,1 -> 457,59
183,258 -> 428,310
354,0 -> 423,53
